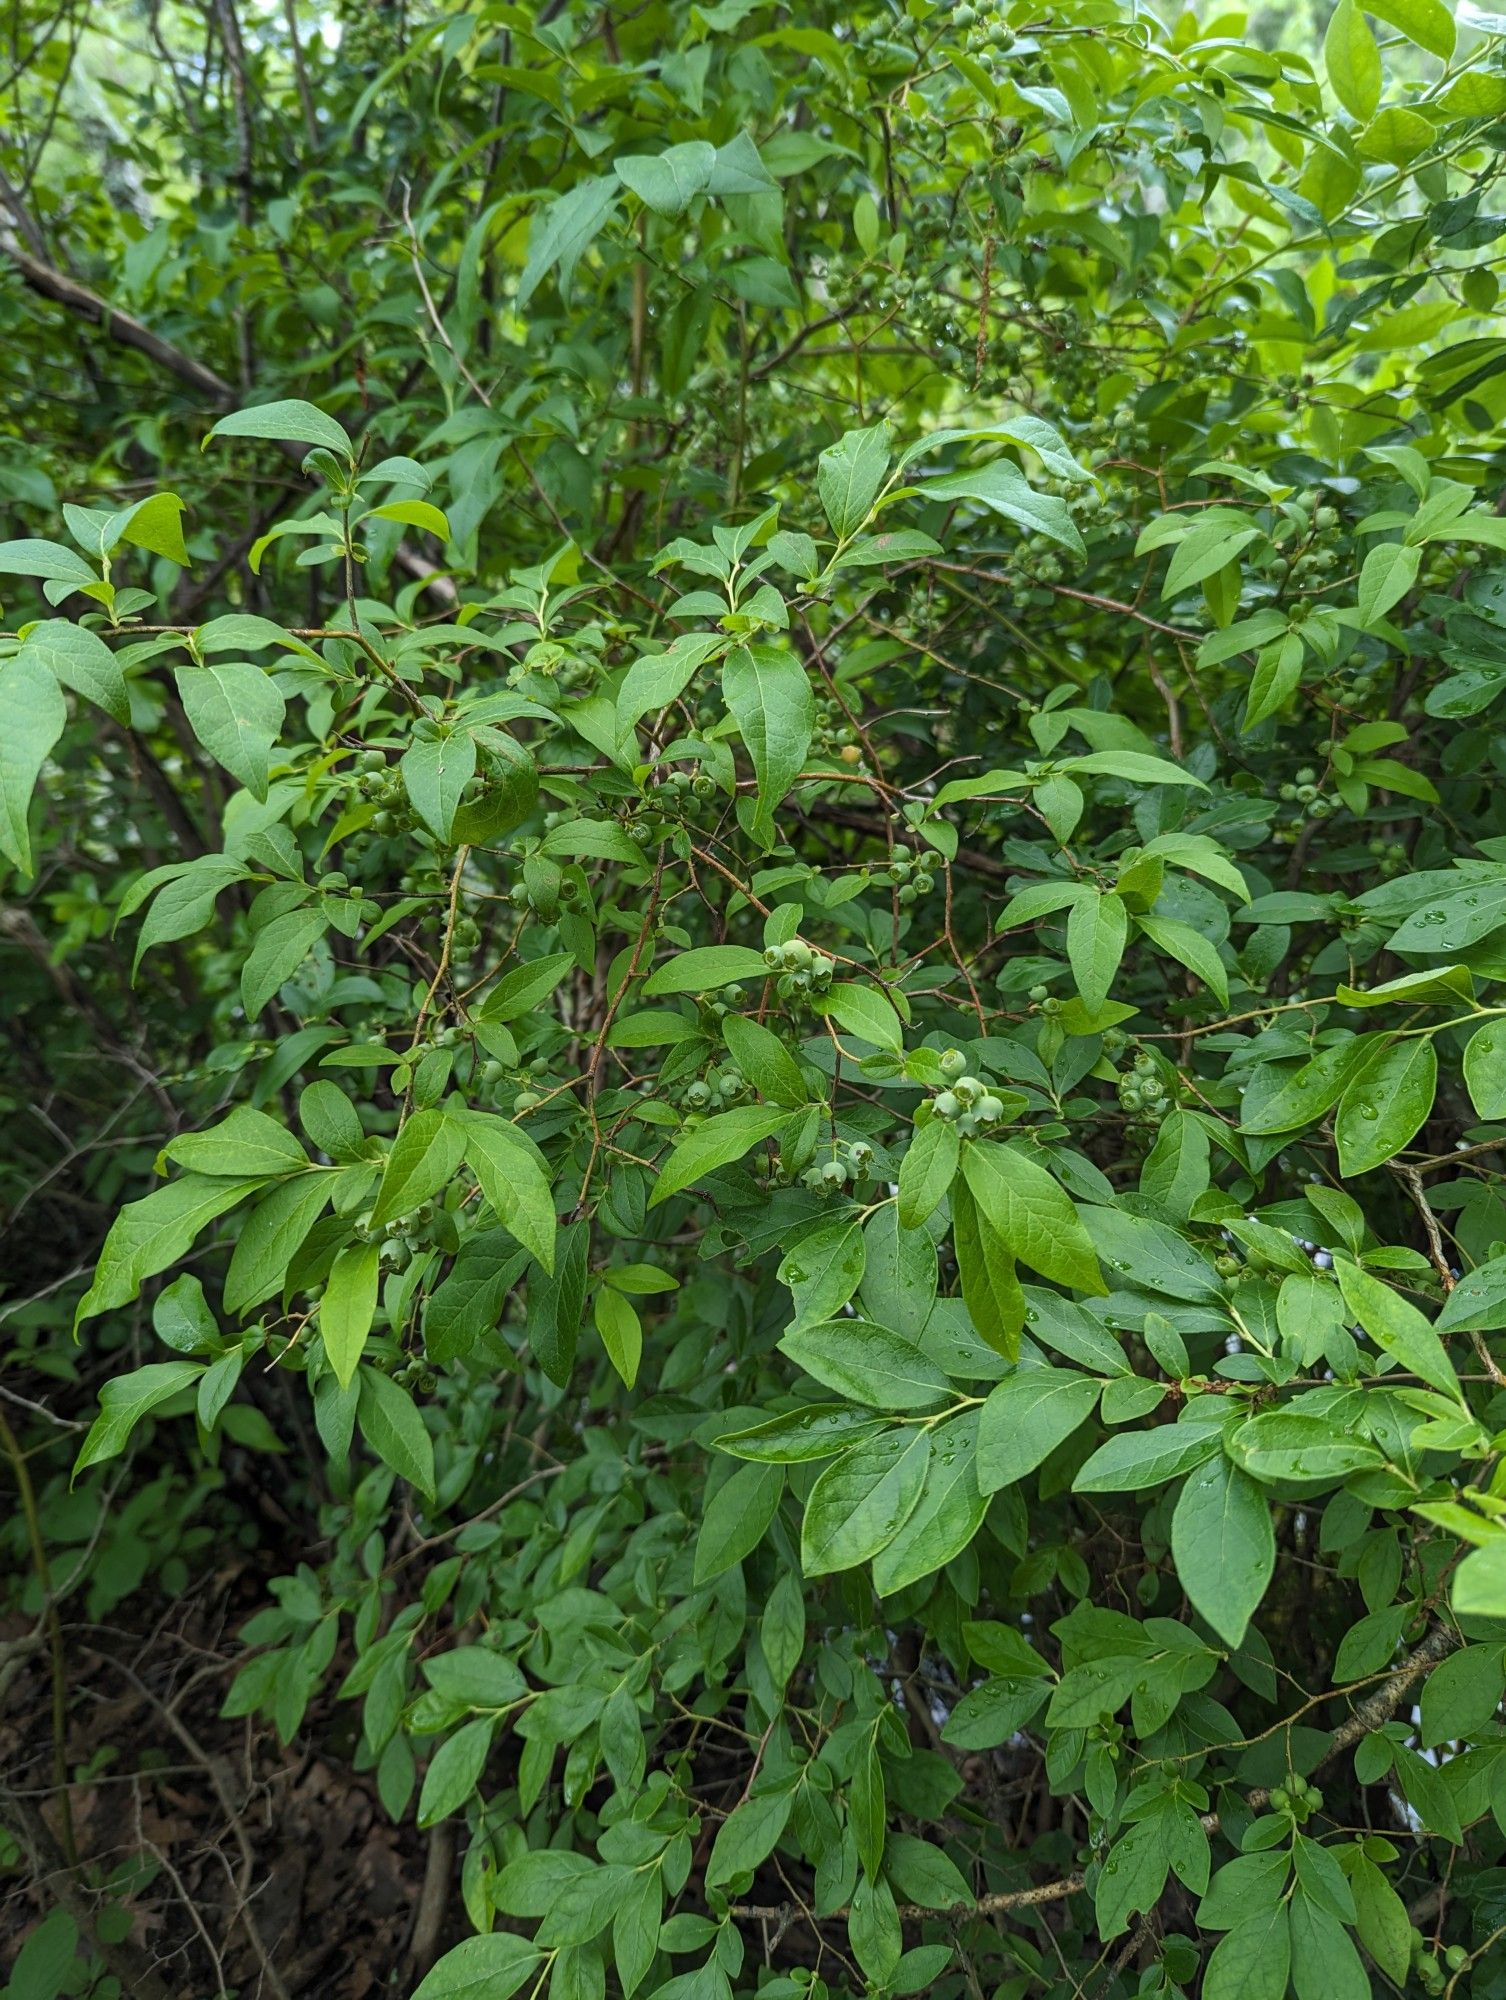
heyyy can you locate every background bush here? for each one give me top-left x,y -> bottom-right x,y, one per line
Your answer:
4,2 -> 1506,1996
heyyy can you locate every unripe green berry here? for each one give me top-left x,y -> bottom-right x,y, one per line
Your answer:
934,1090 -> 960,1120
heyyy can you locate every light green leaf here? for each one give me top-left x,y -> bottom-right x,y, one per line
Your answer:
370,1110 -> 467,1228
22,620 -> 130,723
74,1361 -> 204,1474
460,1112 -> 557,1272
0,653 -> 66,873
800,1428 -> 931,1575
818,422 -> 893,538
402,729 -> 477,843
76,1175 -> 264,1328
208,399 -> 353,456
614,141 -> 716,216
1357,542 -> 1420,627
977,1364 -> 1102,1492
649,1105 -> 791,1206
166,1106 -> 309,1177
642,944 -> 770,997
778,1317 -> 950,1410
1171,1455 -> 1274,1646
322,1241 -> 381,1387
1067,891 -> 1128,1015
817,981 -> 905,1052
960,1140 -> 1104,1293
1334,1037 -> 1437,1176
722,645 -> 813,835
898,1117 -> 959,1229
1337,1259 -> 1460,1398
357,1366 -> 435,1498
1324,0 -> 1382,122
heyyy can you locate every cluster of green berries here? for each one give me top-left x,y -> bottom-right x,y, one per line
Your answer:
992,531 -> 1070,608
763,938 -> 835,1001
657,764 -> 718,805
1276,767 -> 1333,819
813,695 -> 864,767
679,1066 -> 748,1119
352,1201 -> 442,1273
1279,504 -> 1341,586
1028,982 -> 1061,1017
800,1140 -> 877,1196
350,747 -> 417,838
931,1049 -> 1006,1133
952,0 -> 1015,54
888,849 -> 936,906
1268,1777 -> 1322,1822
1365,834 -> 1411,876
1409,1927 -> 1468,1991
1117,1049 -> 1175,1129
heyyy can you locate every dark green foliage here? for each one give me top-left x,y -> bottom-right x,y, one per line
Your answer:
5,2 -> 1506,1997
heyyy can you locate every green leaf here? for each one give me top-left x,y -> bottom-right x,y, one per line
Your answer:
1067,891 -> 1128,1015
722,644 -> 814,836
1464,1019 -> 1506,1117
1334,1037 -> 1437,1175
1074,1420 -> 1225,1492
411,1935 -> 541,2000
1062,750 -> 1208,790
224,1174 -> 333,1316
1324,0 -> 1382,123
818,422 -> 893,538
977,1364 -> 1102,1492
1437,1253 -> 1506,1332
779,1317 -> 950,1410
208,399 -> 353,456
1374,0 -> 1456,51
366,498 -> 450,540
906,459 -> 1084,555
1227,1412 -> 1384,1484
1171,1455 -> 1275,1646
417,1715 -> 495,1826
1139,1111 -> 1211,1221
614,141 -> 716,216
479,951 -> 575,1023
1337,1260 -> 1460,1399
1203,1905 -> 1290,2000
1357,542 -> 1420,627
648,1105 -> 790,1206
872,1408 -> 986,1593
694,1461 -> 783,1581
176,661 -> 286,802
817,981 -> 905,1052
1137,913 -> 1229,1006
118,490 -> 191,567
76,1175 -> 264,1328
0,537 -> 97,584
460,1112 -> 557,1272
74,1360 -> 203,1474
357,1366 -> 435,1499
0,652 -> 66,873
517,176 -> 619,308
594,1284 -> 642,1387
642,944 -> 770,997
241,907 -> 328,1019
800,1428 -> 931,1575
960,1140 -> 1104,1292
722,1013 -> 810,1105
22,620 -> 129,723
369,1110 -> 466,1228
898,1117 -> 959,1229
616,632 -> 723,731
322,1241 -> 381,1386
166,1106 -> 309,1178
402,729 -> 477,843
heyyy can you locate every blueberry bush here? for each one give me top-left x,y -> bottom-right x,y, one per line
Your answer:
5,1 -> 1506,1996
